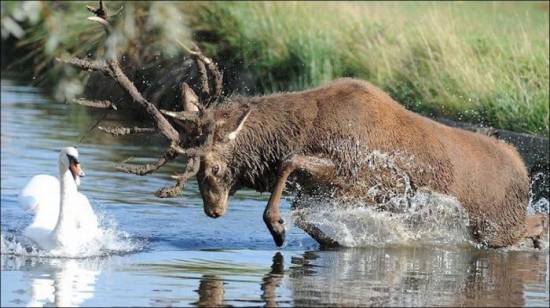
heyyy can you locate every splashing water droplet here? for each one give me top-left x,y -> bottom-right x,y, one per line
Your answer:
287,190 -> 474,248
1,210 -> 145,259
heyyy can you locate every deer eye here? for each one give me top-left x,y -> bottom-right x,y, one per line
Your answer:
211,165 -> 220,176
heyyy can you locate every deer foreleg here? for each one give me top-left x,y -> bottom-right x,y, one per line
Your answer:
264,154 -> 338,247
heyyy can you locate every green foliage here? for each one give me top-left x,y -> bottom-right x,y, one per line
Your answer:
1,1 -> 548,136
189,1 -> 549,136
1,1 -> 192,102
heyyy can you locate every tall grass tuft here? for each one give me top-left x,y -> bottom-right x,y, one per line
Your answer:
188,1 -> 549,136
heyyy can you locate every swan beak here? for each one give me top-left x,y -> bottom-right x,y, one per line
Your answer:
70,162 -> 85,186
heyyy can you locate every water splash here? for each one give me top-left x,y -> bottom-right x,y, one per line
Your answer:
286,149 -> 547,250
528,171 -> 549,215
285,149 -> 476,248
287,190 -> 475,248
521,172 -> 550,252
0,210 -> 146,259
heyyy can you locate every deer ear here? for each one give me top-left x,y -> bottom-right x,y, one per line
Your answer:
182,83 -> 199,112
227,108 -> 251,141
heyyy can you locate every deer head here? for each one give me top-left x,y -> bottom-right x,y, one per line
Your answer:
168,91 -> 252,218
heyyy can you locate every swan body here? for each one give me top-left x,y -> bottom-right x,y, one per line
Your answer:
18,147 -> 101,254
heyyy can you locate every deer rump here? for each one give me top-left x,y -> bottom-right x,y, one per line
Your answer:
175,78 -> 538,249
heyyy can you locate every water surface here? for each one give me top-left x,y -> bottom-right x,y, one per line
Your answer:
1,79 -> 548,307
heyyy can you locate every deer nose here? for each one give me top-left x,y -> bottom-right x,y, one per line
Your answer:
205,207 -> 224,218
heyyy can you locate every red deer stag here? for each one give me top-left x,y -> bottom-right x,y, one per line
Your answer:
62,1 -> 548,249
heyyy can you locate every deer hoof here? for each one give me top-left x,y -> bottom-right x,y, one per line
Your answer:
267,220 -> 286,247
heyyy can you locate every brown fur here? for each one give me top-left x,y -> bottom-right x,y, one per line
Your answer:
196,78 -> 532,248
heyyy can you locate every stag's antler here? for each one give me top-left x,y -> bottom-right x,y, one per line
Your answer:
175,39 -> 223,106
59,0 -> 222,197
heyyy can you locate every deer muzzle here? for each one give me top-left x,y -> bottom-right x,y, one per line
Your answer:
204,204 -> 227,218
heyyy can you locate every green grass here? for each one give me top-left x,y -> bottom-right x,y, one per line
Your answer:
187,1 -> 549,136
2,1 -> 548,136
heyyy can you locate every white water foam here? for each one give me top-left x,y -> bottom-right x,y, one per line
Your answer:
0,210 -> 146,259
287,190 -> 475,248
520,171 -> 550,251
285,150 -> 474,248
528,171 -> 549,215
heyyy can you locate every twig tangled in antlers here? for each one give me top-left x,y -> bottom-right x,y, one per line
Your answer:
59,0 -> 223,197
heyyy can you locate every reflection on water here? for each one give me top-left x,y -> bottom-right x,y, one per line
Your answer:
261,252 -> 285,307
2,255 -> 102,307
287,247 -> 550,307
193,275 -> 225,307
1,78 -> 549,307
1,248 -> 548,307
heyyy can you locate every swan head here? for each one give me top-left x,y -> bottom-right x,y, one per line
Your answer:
59,147 -> 85,186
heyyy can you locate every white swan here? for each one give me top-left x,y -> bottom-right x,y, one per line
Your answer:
18,147 -> 101,254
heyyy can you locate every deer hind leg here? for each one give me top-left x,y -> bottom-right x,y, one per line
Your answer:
264,154 -> 338,247
294,209 -> 341,248
524,214 -> 549,249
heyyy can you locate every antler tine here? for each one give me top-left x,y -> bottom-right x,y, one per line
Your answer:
155,157 -> 201,198
181,82 -> 205,114
88,16 -> 112,36
115,148 -> 178,176
86,0 -> 109,21
98,126 -> 157,136
154,138 -> 213,198
170,141 -> 211,158
178,41 -> 223,106
210,64 -> 223,104
192,44 -> 223,105
195,52 -> 210,98
73,98 -> 117,110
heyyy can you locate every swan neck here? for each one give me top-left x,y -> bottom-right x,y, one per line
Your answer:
56,165 -> 77,230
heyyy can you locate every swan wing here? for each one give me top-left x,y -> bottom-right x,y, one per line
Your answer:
23,225 -> 57,251
18,174 -> 60,213
74,192 -> 100,238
